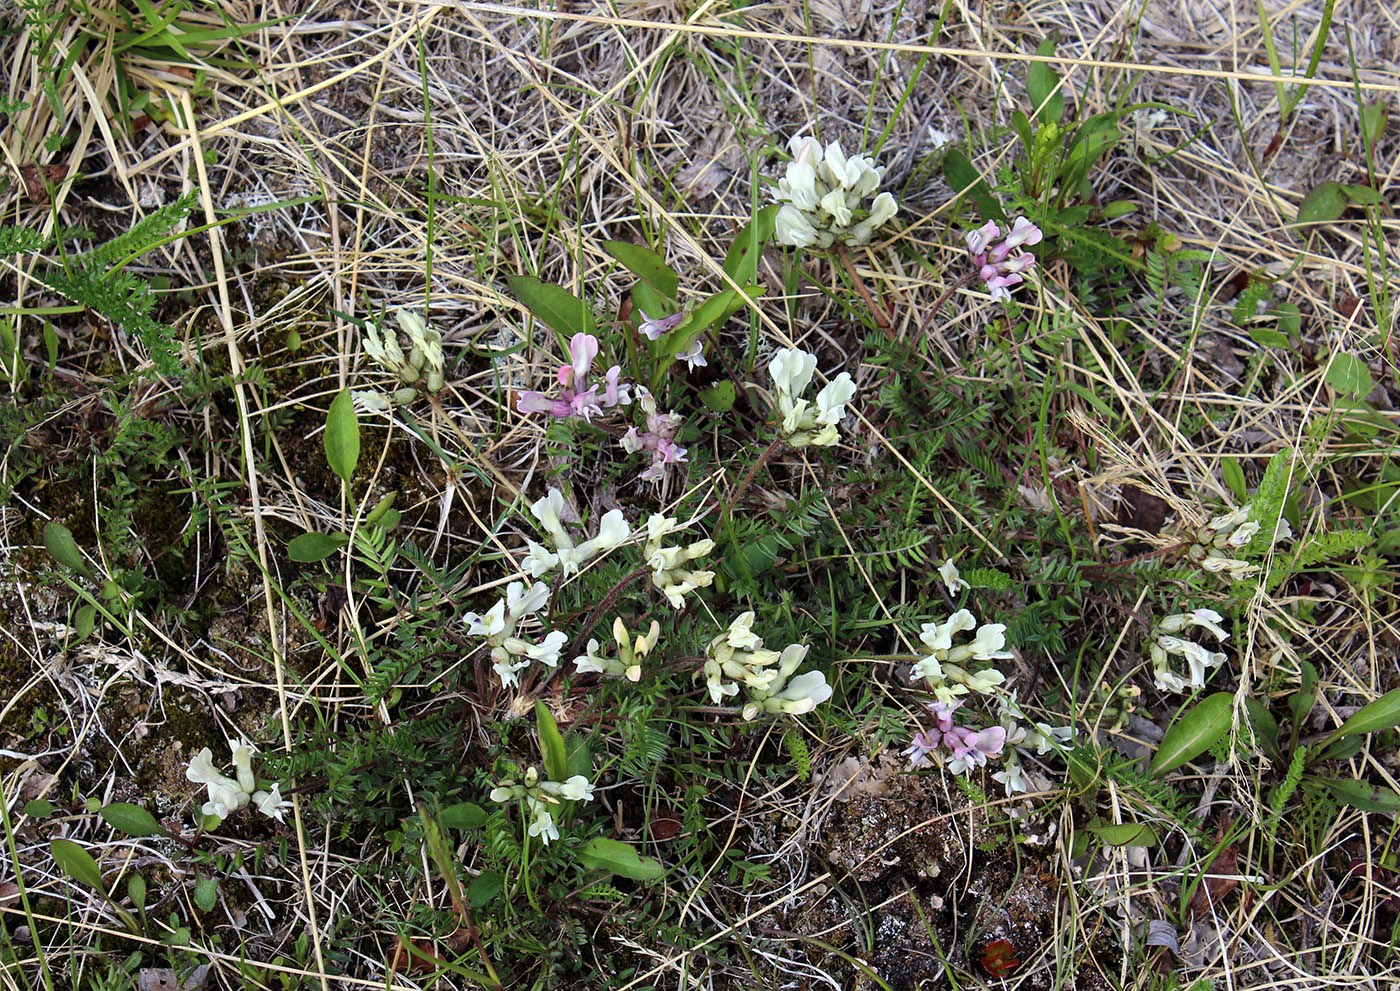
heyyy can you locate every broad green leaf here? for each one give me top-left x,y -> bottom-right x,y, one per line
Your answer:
1312,776 -> 1400,813
1086,820 -> 1158,848
193,877 -> 217,912
631,281 -> 668,326
1009,109 -> 1033,154
1325,351 -> 1374,399
1242,696 -> 1279,756
1149,692 -> 1233,777
1340,183 -> 1382,206
1027,36 -> 1064,123
1222,458 -> 1247,501
507,275 -> 597,340
127,873 -> 147,912
51,838 -> 106,894
1274,302 -> 1301,337
1295,181 -> 1346,226
604,241 -> 678,299
1104,200 -> 1137,220
722,205 -> 778,286
74,603 -> 96,640
467,870 -> 504,908
44,522 -> 90,575
439,802 -> 487,830
99,802 -> 164,837
24,799 -> 55,818
1360,101 -> 1388,148
578,837 -> 664,880
324,388 -> 360,486
1324,688 -> 1400,748
1290,660 -> 1319,730
698,381 -> 736,412
943,149 -> 1005,221
288,531 -> 348,563
534,700 -> 569,784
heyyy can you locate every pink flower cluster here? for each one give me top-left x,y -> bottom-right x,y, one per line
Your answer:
903,700 -> 1006,773
622,387 -> 687,482
518,333 -> 630,420
966,217 -> 1043,301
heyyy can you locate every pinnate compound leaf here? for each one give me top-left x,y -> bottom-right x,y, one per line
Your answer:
1149,692 -> 1233,777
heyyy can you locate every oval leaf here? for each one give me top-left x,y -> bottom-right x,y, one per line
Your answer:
698,381 -> 736,412
1325,351 -> 1374,400
507,275 -> 597,339
1222,458 -> 1247,501
288,531 -> 348,563
44,521 -> 90,575
50,838 -> 106,893
1086,821 -> 1158,848
1149,692 -> 1234,777
467,870 -> 504,908
604,241 -> 678,299
1295,181 -> 1346,226
324,388 -> 360,485
193,877 -> 217,912
128,873 -> 147,912
1027,35 -> 1064,123
534,700 -> 569,784
25,799 -> 55,818
578,837 -> 664,880
99,802 -> 164,838
440,802 -> 487,830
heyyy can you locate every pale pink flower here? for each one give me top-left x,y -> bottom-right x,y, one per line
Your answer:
966,217 -> 1043,301
518,333 -> 631,420
638,310 -> 684,341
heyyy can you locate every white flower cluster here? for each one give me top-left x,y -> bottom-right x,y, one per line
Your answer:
991,692 -> 1075,795
489,765 -> 595,845
703,612 -> 833,719
768,348 -> 857,448
574,618 -> 659,682
1149,608 -> 1228,694
358,308 -> 446,408
911,609 -> 1012,704
185,741 -> 290,824
773,136 -> 898,248
463,580 -> 568,687
1188,503 -> 1293,577
644,514 -> 715,608
523,488 -> 630,578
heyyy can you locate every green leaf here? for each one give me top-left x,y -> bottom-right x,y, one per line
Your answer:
1312,776 -> 1400,813
1009,109 -> 1033,154
44,522 -> 90,575
1149,692 -> 1233,777
1243,696 -> 1279,756
1340,183 -> 1382,206
99,803 -> 164,838
324,388 -> 360,486
1360,101 -> 1388,148
1324,688 -> 1400,748
578,837 -> 664,880
1325,351 -> 1373,399
1290,660 -> 1319,731
73,603 -> 96,640
1086,820 -> 1158,847
1274,302 -> 1300,337
507,275 -> 597,340
288,531 -> 348,563
1103,200 -> 1137,220
1222,458 -> 1247,501
698,381 -> 736,412
1027,35 -> 1064,123
439,802 -> 487,830
943,149 -> 1004,221
127,873 -> 147,912
721,205 -> 778,286
467,870 -> 504,908
24,799 -> 55,818
50,838 -> 106,894
193,877 -> 217,912
604,241 -> 678,299
1295,181 -> 1346,226
534,700 -> 569,783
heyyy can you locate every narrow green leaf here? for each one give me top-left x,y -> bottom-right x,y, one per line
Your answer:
507,275 -> 597,340
1325,688 -> 1400,746
1149,692 -> 1234,777
288,531 -> 348,563
1325,351 -> 1373,399
1312,776 -> 1400,813
44,522 -> 90,575
721,204 -> 778,286
99,803 -> 164,838
604,241 -> 678,299
535,700 -> 569,783
698,381 -> 736,412
1027,35 -> 1064,123
578,837 -> 664,880
439,802 -> 487,830
1009,109 -> 1033,154
1294,181 -> 1346,226
193,877 -> 217,912
324,388 -> 360,486
50,838 -> 107,894
1222,459 -> 1247,501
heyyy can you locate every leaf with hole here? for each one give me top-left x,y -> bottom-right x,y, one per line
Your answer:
100,802 -> 164,837
324,388 -> 360,486
1149,692 -> 1233,777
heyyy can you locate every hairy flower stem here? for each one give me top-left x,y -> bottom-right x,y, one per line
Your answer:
913,272 -> 977,340
564,567 -> 650,659
721,436 -> 784,528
